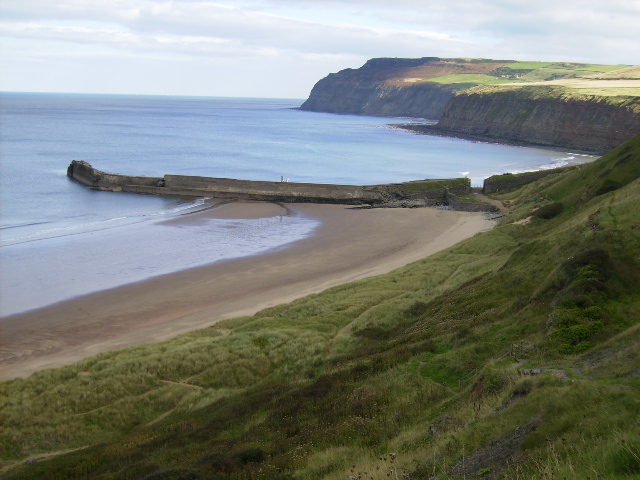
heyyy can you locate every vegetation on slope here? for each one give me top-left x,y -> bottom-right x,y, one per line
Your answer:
1,136 -> 640,479
457,84 -> 640,113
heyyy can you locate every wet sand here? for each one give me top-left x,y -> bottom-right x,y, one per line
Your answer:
0,202 -> 492,380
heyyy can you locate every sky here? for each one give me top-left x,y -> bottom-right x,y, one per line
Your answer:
1,0 -> 639,99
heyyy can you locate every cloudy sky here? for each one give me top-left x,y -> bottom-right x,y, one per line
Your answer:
1,0 -> 638,99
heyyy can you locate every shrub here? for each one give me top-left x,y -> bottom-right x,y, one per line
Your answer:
237,447 -> 266,465
511,377 -> 535,396
595,179 -> 623,196
564,249 -> 611,279
196,453 -> 236,473
533,202 -> 563,219
404,300 -> 430,318
551,249 -> 617,354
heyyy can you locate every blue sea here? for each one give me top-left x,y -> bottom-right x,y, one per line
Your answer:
0,93 -> 596,316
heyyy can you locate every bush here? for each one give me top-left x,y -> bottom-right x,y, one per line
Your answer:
511,377 -> 535,396
564,249 -> 611,279
237,447 -> 266,465
533,202 -> 563,219
595,179 -> 623,196
196,453 -> 236,473
404,301 -> 430,318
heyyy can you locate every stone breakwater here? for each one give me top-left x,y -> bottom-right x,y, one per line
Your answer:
67,161 -> 497,212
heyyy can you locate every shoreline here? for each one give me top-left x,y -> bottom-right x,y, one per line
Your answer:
0,202 -> 493,381
0,201 -> 314,317
393,123 -> 605,156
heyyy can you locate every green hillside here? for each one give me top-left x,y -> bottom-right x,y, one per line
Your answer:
2,136 -> 640,479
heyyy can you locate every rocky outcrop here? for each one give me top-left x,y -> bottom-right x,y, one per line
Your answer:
434,86 -> 640,153
67,161 -> 471,209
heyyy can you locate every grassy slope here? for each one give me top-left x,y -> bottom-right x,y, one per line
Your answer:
1,136 -> 640,479
458,84 -> 640,113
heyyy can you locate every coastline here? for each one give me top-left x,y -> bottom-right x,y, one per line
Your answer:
394,123 -> 605,156
0,202 -> 493,381
0,200 -> 317,317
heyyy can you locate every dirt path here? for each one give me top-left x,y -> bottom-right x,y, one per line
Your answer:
159,379 -> 204,392
1,446 -> 91,474
471,188 -> 507,211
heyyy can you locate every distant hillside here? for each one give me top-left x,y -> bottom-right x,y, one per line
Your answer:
301,57 -> 640,152
2,135 -> 639,479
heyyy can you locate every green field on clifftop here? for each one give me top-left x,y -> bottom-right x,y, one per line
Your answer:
2,136 -> 640,479
415,60 -> 638,97
381,60 -> 640,129
428,62 -> 637,86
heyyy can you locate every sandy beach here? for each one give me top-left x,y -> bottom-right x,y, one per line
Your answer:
0,202 -> 492,380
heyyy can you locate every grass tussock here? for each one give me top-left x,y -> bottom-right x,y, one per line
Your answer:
1,135 -> 640,478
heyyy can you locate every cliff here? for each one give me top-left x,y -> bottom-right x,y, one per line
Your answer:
301,57 -> 640,152
300,57 -> 510,119
67,161 -> 488,210
434,86 -> 640,153
300,76 -> 457,119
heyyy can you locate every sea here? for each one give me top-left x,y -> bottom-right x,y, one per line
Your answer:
0,93 -> 596,316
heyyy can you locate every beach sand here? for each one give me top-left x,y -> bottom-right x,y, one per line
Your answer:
0,202 -> 492,380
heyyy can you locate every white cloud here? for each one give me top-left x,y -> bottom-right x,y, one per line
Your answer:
1,0 -> 638,97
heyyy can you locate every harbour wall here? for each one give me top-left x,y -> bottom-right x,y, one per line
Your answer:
68,161 -> 384,205
67,161 -> 488,210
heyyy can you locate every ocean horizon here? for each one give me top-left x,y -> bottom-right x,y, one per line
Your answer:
0,92 -> 596,316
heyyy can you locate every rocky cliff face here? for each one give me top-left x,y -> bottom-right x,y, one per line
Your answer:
300,57 -> 466,119
301,77 -> 458,119
435,87 -> 640,153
